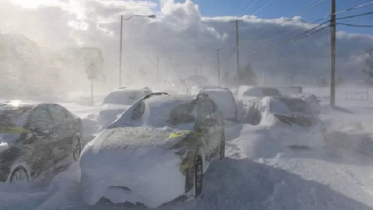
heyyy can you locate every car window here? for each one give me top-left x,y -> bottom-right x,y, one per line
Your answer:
167,102 -> 196,126
131,101 -> 145,120
278,98 -> 312,115
29,106 -> 53,131
48,105 -> 67,125
262,88 -> 281,97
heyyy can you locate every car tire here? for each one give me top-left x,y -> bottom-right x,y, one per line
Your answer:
9,166 -> 29,185
72,135 -> 82,161
194,156 -> 203,197
219,133 -> 225,159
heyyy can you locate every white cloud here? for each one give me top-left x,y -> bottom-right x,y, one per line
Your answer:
1,0 -> 373,91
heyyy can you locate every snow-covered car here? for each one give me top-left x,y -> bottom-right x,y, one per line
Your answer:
80,93 -> 225,207
237,86 -> 281,124
256,96 -> 326,149
190,86 -> 237,122
98,87 -> 152,127
0,101 -> 82,186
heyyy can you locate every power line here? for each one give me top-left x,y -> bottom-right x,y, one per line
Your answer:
336,11 -> 373,20
250,0 -> 326,41
237,0 -> 253,16
241,0 -> 259,15
276,24 -> 330,46
298,0 -> 326,14
253,1 -> 373,43
252,0 -> 275,15
333,0 -> 373,16
258,20 -> 330,44
337,22 -> 373,27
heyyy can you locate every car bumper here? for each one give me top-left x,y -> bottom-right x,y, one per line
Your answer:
80,148 -> 185,208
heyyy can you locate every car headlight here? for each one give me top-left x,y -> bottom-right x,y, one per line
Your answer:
175,147 -> 189,160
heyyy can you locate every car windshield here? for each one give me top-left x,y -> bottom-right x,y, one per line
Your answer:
142,100 -> 196,129
0,107 -> 31,128
103,90 -> 147,105
271,97 -> 313,115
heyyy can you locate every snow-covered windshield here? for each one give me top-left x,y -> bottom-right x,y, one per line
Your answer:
140,98 -> 196,128
103,90 -> 148,105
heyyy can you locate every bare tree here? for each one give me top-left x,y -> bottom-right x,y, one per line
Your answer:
362,49 -> 373,79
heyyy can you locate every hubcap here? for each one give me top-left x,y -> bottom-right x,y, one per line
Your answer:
73,137 -> 81,160
195,158 -> 203,196
10,169 -> 28,185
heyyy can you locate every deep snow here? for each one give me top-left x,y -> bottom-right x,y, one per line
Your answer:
1,100 -> 373,209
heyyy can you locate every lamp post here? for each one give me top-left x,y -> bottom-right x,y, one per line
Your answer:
119,14 -> 156,87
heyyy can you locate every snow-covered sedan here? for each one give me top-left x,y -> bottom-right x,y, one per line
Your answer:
98,87 -> 152,127
80,93 -> 225,207
0,101 -> 82,186
256,96 -> 326,149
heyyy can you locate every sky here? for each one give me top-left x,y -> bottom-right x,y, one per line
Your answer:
1,0 -> 373,92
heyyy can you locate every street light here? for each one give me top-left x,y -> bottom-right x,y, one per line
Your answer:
119,14 -> 156,87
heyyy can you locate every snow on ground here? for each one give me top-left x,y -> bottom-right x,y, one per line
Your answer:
2,96 -> 373,209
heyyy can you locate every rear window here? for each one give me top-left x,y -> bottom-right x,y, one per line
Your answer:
262,88 -> 281,97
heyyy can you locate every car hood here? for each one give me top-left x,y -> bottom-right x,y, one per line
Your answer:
86,127 -> 191,152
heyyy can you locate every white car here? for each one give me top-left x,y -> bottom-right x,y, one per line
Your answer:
98,87 -> 152,127
190,86 -> 237,122
80,93 -> 225,207
256,96 -> 326,149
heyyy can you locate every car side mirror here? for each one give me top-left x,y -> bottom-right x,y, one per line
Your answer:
203,118 -> 218,127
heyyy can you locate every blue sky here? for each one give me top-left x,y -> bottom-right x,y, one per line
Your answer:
173,0 -> 373,34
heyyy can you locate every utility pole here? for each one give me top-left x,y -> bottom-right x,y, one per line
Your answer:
119,15 -> 123,87
214,49 -> 221,86
330,0 -> 336,106
231,19 -> 243,75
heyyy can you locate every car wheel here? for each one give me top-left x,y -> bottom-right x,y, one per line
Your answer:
194,156 -> 203,197
220,133 -> 225,159
9,166 -> 29,186
72,135 -> 82,161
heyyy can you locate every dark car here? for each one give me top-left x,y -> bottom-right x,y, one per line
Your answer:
0,101 -> 82,186
80,93 -> 225,207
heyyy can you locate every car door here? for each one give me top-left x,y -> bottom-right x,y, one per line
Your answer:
197,97 -> 215,161
47,104 -> 74,164
25,105 -> 55,179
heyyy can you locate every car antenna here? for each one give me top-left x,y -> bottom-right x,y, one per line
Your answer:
186,88 -> 189,95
